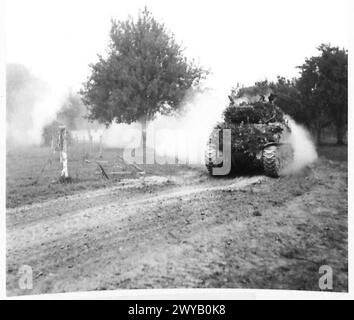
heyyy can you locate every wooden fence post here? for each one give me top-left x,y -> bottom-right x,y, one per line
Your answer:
59,126 -> 69,178
51,136 -> 55,154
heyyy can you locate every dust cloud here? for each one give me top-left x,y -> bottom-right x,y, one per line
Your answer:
150,89 -> 228,164
6,64 -> 64,147
102,90 -> 318,170
101,88 -> 228,164
6,62 -> 318,172
284,117 -> 318,174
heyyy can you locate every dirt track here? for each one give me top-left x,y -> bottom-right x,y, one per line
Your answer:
6,158 -> 348,295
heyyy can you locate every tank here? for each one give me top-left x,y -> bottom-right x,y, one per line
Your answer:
205,94 -> 293,177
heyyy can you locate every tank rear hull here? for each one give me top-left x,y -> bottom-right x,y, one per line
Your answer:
205,99 -> 292,177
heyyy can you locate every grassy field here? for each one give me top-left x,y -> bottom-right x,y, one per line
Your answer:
6,144 -> 203,208
6,143 -> 347,208
317,144 -> 348,162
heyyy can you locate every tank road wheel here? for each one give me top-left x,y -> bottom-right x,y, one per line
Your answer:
262,145 -> 280,178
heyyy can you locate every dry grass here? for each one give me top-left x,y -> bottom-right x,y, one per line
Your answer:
6,144 -> 347,208
6,144 -> 200,208
317,144 -> 347,162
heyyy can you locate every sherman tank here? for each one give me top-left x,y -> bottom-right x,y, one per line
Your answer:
205,94 -> 293,177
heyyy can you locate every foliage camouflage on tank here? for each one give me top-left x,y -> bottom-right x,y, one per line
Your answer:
205,93 -> 292,177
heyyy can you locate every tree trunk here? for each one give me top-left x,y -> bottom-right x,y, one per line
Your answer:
141,119 -> 147,165
315,126 -> 322,145
336,125 -> 346,145
87,129 -> 93,155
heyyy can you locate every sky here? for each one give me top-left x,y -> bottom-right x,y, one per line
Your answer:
3,0 -> 352,151
5,0 -> 350,92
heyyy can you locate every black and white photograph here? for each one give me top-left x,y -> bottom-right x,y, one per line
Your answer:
1,0 -> 351,300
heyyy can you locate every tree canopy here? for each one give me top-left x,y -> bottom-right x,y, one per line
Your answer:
80,7 -> 206,126
80,8 -> 207,163
297,44 -> 347,144
56,91 -> 88,131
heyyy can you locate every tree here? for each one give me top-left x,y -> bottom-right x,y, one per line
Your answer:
42,119 -> 76,147
42,91 -> 101,147
56,92 -> 86,131
80,7 -> 207,163
41,120 -> 61,147
268,77 -> 306,125
234,80 -> 271,99
297,44 -> 348,144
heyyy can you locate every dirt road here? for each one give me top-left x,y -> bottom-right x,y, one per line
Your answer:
6,157 -> 347,295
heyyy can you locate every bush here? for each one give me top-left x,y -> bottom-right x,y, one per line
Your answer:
41,120 -> 73,147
